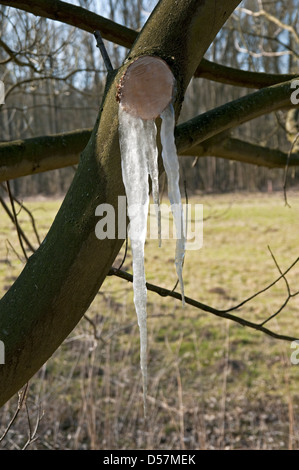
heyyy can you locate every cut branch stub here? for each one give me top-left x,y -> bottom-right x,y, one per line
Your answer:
116,56 -> 175,120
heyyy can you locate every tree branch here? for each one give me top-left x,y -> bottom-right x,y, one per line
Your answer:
180,135 -> 299,169
239,7 -> 299,44
108,267 -> 299,343
0,37 -> 41,73
3,68 -> 99,102
195,59 -> 298,89
175,79 -> 299,154
0,128 -> 91,181
0,0 -> 136,49
3,127 -> 299,183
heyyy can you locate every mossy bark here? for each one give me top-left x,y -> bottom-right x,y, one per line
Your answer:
0,0 -> 241,407
0,129 -> 92,181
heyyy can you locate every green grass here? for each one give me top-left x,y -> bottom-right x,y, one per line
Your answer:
0,192 -> 299,450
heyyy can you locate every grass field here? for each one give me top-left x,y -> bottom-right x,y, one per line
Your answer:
0,192 -> 299,450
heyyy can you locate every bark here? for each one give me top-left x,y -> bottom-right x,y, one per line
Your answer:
0,129 -> 91,181
0,0 -> 241,407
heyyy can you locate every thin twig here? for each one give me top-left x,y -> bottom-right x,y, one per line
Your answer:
13,197 -> 41,245
223,256 -> 299,313
192,156 -> 199,168
108,259 -> 299,343
268,245 -> 290,296
0,383 -> 29,443
5,182 -> 29,260
259,247 -> 299,327
22,405 -> 43,450
6,239 -> 24,263
0,195 -> 36,254
94,30 -> 113,72
84,314 -> 106,343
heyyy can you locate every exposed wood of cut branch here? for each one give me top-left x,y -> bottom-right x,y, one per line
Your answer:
117,56 -> 175,120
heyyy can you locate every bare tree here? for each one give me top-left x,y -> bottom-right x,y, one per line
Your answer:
0,0 -> 298,411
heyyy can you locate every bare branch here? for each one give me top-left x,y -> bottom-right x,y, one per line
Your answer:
84,314 -> 106,343
2,128 -> 299,183
258,247 -> 299,327
0,128 -> 91,182
0,0 -> 136,48
0,37 -> 42,73
94,30 -> 113,72
22,405 -> 43,450
182,135 -> 299,169
195,59 -> 298,88
0,194 -> 36,253
5,181 -> 29,260
0,383 -> 28,443
3,68 -> 99,102
12,196 -> 41,246
238,7 -> 299,44
175,80 -> 299,154
108,265 -> 299,343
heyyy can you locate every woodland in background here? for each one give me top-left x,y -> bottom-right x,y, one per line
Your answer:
1,0 -> 298,197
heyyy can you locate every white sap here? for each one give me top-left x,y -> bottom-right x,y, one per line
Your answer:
118,102 -> 185,416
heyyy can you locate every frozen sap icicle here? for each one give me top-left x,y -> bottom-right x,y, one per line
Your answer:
160,104 -> 185,305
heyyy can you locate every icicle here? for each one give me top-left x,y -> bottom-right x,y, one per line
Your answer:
160,104 -> 185,305
144,119 -> 161,247
118,105 -> 161,417
117,55 -> 185,417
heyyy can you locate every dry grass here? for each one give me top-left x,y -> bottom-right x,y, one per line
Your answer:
0,192 -> 299,450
